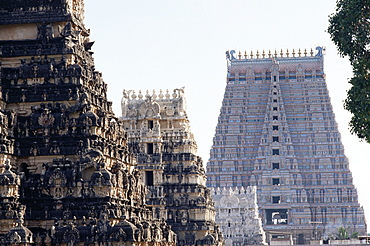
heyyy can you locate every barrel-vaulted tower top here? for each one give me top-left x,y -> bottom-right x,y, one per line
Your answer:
0,0 -> 85,26
226,47 -> 324,75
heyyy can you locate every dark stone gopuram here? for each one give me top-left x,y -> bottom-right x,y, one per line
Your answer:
0,1 -> 180,245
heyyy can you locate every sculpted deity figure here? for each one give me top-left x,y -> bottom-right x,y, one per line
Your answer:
121,89 -> 131,117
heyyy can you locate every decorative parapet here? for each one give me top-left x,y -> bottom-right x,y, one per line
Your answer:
226,47 -> 324,61
121,88 -> 187,120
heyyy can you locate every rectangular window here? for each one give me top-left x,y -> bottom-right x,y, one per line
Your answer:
272,178 -> 280,185
273,107 -> 278,111
273,125 -> 279,131
273,116 -> 278,120
145,171 -> 154,186
148,120 -> 154,130
272,196 -> 281,204
273,137 -> 279,142
147,143 -> 154,154
273,149 -> 280,155
273,99 -> 277,103
272,163 -> 280,169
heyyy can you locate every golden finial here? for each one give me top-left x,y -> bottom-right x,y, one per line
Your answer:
256,50 -> 260,58
268,50 -> 271,58
250,51 -> 254,59
244,51 -> 248,59
304,48 -> 307,57
286,49 -> 289,57
298,48 -> 301,57
274,50 -> 277,58
310,48 -> 314,56
262,50 -> 266,58
280,49 -> 284,57
238,51 -> 242,59
292,49 -> 295,57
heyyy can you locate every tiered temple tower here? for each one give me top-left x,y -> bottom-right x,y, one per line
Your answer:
0,1 -> 177,245
120,88 -> 223,246
206,48 -> 367,244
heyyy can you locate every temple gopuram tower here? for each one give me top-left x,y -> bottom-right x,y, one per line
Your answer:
120,88 -> 223,246
206,48 -> 367,245
0,0 -> 176,245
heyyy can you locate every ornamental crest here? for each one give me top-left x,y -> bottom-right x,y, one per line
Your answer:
38,113 -> 55,127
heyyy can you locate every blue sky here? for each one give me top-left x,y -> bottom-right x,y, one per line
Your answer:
85,0 -> 370,231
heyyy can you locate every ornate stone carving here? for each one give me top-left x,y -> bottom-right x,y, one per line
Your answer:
0,1 -> 176,245
121,88 -> 223,246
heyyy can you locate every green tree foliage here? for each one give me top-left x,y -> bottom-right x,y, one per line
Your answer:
336,227 -> 359,239
351,231 -> 359,239
328,0 -> 370,142
337,226 -> 350,240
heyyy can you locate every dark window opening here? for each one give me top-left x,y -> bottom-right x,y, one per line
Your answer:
147,143 -> 154,154
273,76 -> 277,82
272,196 -> 281,204
272,125 -> 279,131
20,163 -> 30,179
273,116 -> 278,120
273,136 -> 279,142
273,99 -> 277,102
272,163 -> 280,169
273,178 -> 280,185
273,149 -> 280,155
273,107 -> 278,111
266,209 -> 287,225
273,92 -> 277,95
148,120 -> 154,130
145,171 -> 154,186
298,234 -> 305,244
228,222 -> 231,227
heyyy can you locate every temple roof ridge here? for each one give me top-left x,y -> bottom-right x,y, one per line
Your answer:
226,46 -> 325,62
122,87 -> 186,101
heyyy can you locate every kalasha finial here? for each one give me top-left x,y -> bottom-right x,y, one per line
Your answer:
286,49 -> 289,57
268,50 -> 271,58
256,50 -> 260,58
274,50 -> 277,58
262,50 -> 266,58
280,49 -> 283,58
310,48 -> 314,56
250,51 -> 253,59
304,48 -> 307,57
244,51 -> 248,59
238,51 -> 242,59
298,48 -> 301,57
292,49 -> 295,57
159,89 -> 164,99
165,89 -> 170,99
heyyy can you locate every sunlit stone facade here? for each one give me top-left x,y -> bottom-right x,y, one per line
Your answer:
120,89 -> 223,246
211,186 -> 267,246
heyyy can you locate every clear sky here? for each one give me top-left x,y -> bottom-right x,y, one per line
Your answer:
85,0 -> 370,231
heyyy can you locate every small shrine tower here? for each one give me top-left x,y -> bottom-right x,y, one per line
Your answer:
120,88 -> 224,246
